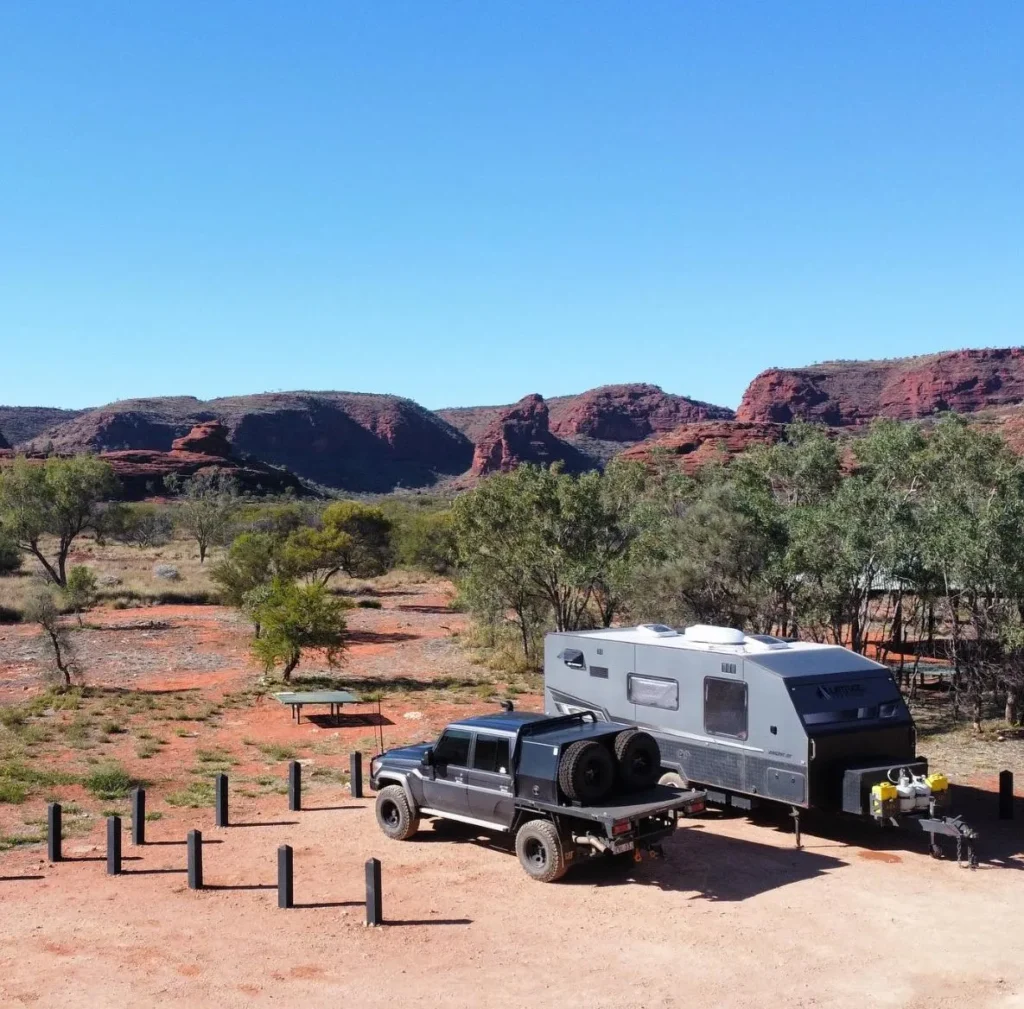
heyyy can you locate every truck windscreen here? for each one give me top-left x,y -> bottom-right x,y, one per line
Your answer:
791,675 -> 908,727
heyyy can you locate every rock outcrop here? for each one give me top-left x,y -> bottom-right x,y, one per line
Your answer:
617,421 -> 787,473
25,393 -> 473,493
738,348 -> 1024,426
100,421 -> 305,500
470,394 -> 588,476
547,384 -> 733,440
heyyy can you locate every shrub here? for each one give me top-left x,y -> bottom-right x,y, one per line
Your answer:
357,599 -> 382,609
166,781 -> 215,808
153,564 -> 180,581
84,764 -> 135,799
0,780 -> 28,804
0,532 -> 22,575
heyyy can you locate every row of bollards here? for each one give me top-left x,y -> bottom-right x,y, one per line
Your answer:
44,750 -> 384,920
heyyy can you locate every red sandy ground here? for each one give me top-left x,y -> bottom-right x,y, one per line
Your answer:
0,582 -> 1022,1008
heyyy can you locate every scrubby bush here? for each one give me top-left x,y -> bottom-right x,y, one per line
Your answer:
0,531 -> 22,575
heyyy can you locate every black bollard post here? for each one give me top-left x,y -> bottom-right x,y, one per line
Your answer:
999,769 -> 1014,820
187,829 -> 203,890
288,761 -> 301,812
47,802 -> 62,863
131,787 -> 146,846
106,816 -> 122,875
278,844 -> 294,909
215,773 -> 228,828
365,857 -> 382,927
350,751 -> 363,799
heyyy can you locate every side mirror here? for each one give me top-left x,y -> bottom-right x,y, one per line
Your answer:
421,748 -> 434,767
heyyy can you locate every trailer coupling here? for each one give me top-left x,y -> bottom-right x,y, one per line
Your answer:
904,813 -> 979,869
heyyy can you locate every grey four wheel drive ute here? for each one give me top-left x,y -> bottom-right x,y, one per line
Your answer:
545,623 -> 978,863
369,707 -> 705,881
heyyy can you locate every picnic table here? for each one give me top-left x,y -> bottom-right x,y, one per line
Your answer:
274,690 -> 361,725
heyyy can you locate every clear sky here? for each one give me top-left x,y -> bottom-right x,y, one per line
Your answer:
2,2 -> 1021,412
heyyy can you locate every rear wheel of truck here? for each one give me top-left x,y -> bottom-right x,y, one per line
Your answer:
614,729 -> 662,791
375,785 -> 420,840
559,739 -> 615,803
515,819 -> 568,882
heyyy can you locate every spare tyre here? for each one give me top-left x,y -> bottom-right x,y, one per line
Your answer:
558,739 -> 615,803
613,729 -> 662,792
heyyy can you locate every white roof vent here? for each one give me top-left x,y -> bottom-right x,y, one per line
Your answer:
636,623 -> 679,638
683,624 -> 746,646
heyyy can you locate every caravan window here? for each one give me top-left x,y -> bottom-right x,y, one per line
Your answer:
558,649 -> 586,670
704,678 -> 748,739
628,674 -> 679,711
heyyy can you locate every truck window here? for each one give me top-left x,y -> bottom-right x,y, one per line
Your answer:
704,677 -> 748,739
472,734 -> 510,774
628,674 -> 679,711
433,729 -> 472,767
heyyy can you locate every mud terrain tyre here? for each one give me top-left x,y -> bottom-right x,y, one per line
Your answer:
515,819 -> 568,882
375,785 -> 420,840
614,729 -> 662,791
558,739 -> 615,803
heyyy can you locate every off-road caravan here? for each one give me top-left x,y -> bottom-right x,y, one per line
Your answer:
544,623 -> 977,861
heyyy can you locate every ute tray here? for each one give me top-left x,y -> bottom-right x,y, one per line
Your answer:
514,784 -> 704,830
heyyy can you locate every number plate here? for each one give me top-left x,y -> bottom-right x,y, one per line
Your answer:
610,838 -> 634,854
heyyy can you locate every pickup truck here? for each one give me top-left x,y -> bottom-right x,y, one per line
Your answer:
369,707 -> 706,882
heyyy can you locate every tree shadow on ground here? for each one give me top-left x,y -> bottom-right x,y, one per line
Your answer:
292,673 -> 486,695
395,605 -> 453,615
348,630 -> 421,646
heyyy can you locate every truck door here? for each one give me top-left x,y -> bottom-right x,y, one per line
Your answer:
465,732 -> 515,826
420,729 -> 471,814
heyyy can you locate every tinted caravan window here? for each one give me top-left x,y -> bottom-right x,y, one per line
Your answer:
704,678 -> 748,739
628,674 -> 679,711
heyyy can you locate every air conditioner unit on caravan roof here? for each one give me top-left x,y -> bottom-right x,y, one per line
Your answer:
682,624 -> 746,646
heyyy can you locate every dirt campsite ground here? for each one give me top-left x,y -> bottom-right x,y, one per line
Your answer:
0,574 -> 1022,1009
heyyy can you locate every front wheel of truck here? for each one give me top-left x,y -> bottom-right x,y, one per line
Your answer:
375,785 -> 420,840
515,819 -> 568,882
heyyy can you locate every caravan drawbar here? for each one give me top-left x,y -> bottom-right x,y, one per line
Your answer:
544,622 -> 977,862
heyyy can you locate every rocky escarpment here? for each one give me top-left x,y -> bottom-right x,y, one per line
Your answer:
617,420 -> 787,473
100,421 -> 305,500
0,406 -> 85,448
26,393 -> 473,493
469,394 -> 589,476
737,348 -> 1024,426
547,383 -> 733,440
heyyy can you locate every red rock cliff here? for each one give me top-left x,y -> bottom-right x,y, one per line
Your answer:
737,348 -> 1024,426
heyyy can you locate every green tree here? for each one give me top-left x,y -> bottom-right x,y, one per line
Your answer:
249,578 -> 349,680
0,456 -> 117,586
0,529 -> 22,575
165,471 -> 237,563
64,565 -> 98,626
278,501 -> 393,585
210,532 -> 279,631
396,508 -> 458,574
320,501 -> 394,578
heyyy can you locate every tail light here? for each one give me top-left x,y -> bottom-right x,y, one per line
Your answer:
688,798 -> 705,814
612,820 -> 631,836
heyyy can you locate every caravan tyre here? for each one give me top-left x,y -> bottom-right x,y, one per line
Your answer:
614,730 -> 662,791
558,740 -> 615,803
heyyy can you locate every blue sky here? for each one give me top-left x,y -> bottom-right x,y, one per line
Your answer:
1,2 -> 1021,411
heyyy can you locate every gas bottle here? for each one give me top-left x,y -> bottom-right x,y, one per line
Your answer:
911,773 -> 932,810
895,769 -> 917,813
